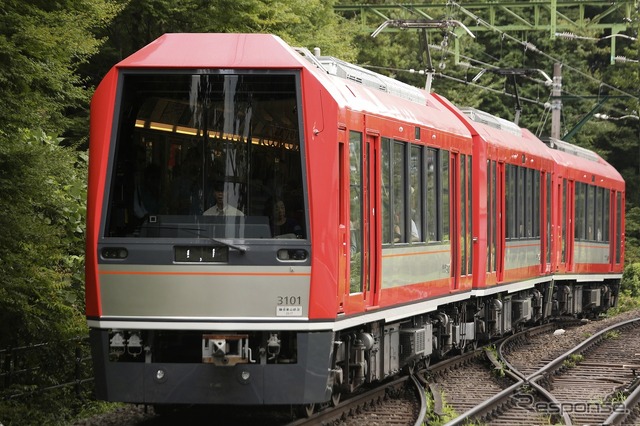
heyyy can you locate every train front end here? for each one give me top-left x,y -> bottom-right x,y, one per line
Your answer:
86,34 -> 334,406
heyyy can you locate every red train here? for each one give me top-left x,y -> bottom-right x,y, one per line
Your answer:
86,33 -> 624,412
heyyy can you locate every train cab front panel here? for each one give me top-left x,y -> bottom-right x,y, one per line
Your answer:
86,34 -> 340,406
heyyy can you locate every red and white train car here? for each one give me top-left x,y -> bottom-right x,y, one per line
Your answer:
86,33 -> 624,412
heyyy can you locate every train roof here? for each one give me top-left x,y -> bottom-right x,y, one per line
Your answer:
545,137 -> 624,187
115,33 -> 307,69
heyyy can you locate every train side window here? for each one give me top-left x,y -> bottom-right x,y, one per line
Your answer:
517,166 -> 525,238
525,168 -> 532,237
586,184 -> 595,240
349,131 -> 363,293
426,148 -> 438,242
534,170 -> 540,238
467,154 -> 473,273
460,154 -> 472,275
381,138 -> 391,245
575,182 -> 585,240
487,160 -> 497,272
603,190 -> 610,242
615,192 -> 622,263
561,179 -> 567,262
392,141 -> 407,243
410,144 -> 423,243
441,150 -> 450,242
545,172 -> 551,263
506,164 -> 516,239
595,187 -> 603,241
460,155 -> 467,275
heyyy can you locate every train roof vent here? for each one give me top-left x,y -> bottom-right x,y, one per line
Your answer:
547,138 -> 600,162
316,56 -> 427,105
460,107 -> 522,136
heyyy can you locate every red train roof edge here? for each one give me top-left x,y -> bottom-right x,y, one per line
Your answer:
116,33 -> 306,69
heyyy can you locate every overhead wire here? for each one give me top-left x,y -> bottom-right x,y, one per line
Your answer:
449,1 -> 639,102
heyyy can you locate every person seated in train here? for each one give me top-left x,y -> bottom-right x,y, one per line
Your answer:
393,213 -> 420,243
267,198 -> 302,238
203,181 -> 244,216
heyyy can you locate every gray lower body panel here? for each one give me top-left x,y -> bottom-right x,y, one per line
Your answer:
90,329 -> 333,405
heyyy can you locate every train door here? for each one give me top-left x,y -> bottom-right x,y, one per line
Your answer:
542,172 -> 552,273
611,190 -> 624,271
345,130 -> 378,311
449,152 -> 461,291
560,179 -> 574,272
496,162 -> 505,282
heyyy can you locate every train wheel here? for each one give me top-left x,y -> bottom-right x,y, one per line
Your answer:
297,403 -> 315,418
331,391 -> 341,407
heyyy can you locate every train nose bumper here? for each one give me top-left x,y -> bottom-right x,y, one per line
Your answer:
90,329 -> 333,405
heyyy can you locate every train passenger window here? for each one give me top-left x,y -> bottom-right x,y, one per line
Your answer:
531,170 -> 541,238
546,173 -> 551,263
349,131 -> 363,293
468,156 -> 472,271
381,138 -> 391,245
525,168 -> 532,237
615,192 -> 622,263
461,155 -> 467,275
506,165 -> 516,239
575,183 -> 586,240
441,150 -> 450,242
561,179 -> 567,262
410,145 -> 423,243
393,142 -> 407,243
595,187 -> 603,241
517,166 -> 524,238
603,190 -> 610,242
104,72 -> 306,240
586,185 -> 595,240
487,160 -> 497,272
460,154 -> 472,275
426,149 -> 438,242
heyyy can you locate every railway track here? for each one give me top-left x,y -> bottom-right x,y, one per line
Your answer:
285,374 -> 426,426
438,316 -> 640,425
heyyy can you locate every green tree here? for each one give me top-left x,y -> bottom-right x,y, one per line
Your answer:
0,0 -> 124,145
0,129 -> 87,348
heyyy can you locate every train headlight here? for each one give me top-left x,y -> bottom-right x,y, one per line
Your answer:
277,249 -> 308,261
101,247 -> 128,259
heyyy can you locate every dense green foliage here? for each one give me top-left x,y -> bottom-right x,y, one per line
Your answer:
0,0 -> 639,424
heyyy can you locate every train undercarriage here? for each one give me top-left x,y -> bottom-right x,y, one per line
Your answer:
330,279 -> 619,398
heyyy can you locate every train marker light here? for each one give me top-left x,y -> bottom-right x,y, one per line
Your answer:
101,247 -> 128,259
127,332 -> 143,357
267,333 -> 281,359
109,331 -> 126,356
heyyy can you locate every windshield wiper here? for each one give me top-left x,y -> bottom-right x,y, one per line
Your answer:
208,237 -> 247,254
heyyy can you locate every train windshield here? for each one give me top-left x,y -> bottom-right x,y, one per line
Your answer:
105,72 -> 306,240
